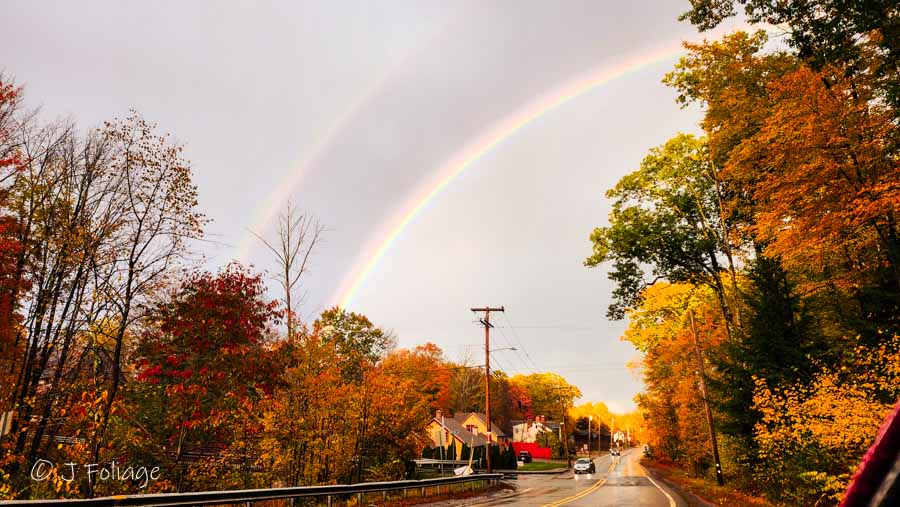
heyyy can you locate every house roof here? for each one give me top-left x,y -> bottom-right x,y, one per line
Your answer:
511,419 -> 561,432
433,417 -> 491,447
453,412 -> 508,437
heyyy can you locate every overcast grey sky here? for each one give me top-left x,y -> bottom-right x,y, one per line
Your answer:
2,1 -> 751,412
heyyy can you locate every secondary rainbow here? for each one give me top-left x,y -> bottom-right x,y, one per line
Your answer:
332,42 -> 689,309
233,16 -> 460,263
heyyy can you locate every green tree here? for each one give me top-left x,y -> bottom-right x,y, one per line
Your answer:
313,307 -> 393,383
585,134 -> 740,325
500,446 -> 513,469
490,445 -> 502,469
446,440 -> 457,461
709,255 -> 817,477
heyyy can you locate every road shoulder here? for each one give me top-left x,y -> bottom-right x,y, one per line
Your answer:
642,464 -> 716,507
642,460 -> 774,507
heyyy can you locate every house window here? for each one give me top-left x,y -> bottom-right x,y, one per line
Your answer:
466,424 -> 477,434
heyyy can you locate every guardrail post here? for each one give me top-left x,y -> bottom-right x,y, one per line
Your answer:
326,494 -> 332,507
382,490 -> 386,502
421,486 -> 425,497
357,492 -> 362,505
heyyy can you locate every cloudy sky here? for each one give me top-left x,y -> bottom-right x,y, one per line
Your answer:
3,1 -> 751,412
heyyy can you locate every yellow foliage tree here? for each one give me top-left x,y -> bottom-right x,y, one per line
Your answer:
752,334 -> 900,505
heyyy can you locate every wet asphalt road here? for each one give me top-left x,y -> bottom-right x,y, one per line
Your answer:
426,449 -> 688,506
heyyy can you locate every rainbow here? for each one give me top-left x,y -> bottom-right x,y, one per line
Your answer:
233,14 -> 462,263
234,95 -> 367,263
332,42 -> 690,309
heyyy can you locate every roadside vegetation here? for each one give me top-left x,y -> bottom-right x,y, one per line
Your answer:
515,462 -> 566,472
587,2 -> 900,505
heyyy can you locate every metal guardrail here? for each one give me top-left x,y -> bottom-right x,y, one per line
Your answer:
0,474 -> 504,507
412,458 -> 474,469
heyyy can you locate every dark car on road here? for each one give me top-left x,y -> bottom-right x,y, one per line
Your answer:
518,450 -> 532,463
573,458 -> 595,474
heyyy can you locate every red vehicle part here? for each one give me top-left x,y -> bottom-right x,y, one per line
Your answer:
841,399 -> 900,506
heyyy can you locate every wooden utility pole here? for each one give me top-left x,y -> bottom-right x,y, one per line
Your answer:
471,306 -> 504,473
689,309 -> 725,485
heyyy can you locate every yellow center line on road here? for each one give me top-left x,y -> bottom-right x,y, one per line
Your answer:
541,460 -> 617,507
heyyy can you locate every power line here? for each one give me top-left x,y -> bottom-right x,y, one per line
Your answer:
466,317 -> 531,376
490,352 -> 514,375
493,324 -> 534,375
494,325 -> 596,331
501,312 -> 542,373
499,367 -> 630,374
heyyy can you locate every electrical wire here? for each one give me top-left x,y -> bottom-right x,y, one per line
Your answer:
500,312 -> 542,373
493,320 -> 537,375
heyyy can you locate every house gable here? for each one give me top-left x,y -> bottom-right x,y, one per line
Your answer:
454,412 -> 507,443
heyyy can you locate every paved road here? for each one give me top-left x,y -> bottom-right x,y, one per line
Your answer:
431,449 -> 688,506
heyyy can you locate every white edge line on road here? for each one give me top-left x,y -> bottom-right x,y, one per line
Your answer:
644,471 -> 677,507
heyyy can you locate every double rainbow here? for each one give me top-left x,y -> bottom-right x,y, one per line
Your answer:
332,42 -> 689,309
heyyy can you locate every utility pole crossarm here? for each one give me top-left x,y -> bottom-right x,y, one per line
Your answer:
470,306 -> 505,313
471,306 -> 504,473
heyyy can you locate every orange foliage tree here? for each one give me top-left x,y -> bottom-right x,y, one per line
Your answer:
623,282 -> 729,475
666,30 -> 900,325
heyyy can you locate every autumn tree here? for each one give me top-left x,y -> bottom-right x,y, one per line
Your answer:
621,282 -> 729,475
84,112 -> 206,477
680,0 -> 900,110
752,334 -> 900,504
665,31 -> 900,339
0,74 -> 26,500
508,377 -> 533,420
448,356 -> 483,415
260,313 -> 431,486
600,22 -> 900,503
0,75 -> 25,417
509,373 -> 580,422
0,76 -> 204,499
125,264 -> 279,492
5,116 -> 121,469
569,402 -> 612,432
350,363 -> 431,481
381,343 -> 453,412
258,328 -> 355,487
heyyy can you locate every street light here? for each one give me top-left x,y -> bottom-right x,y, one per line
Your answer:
588,415 -> 592,458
